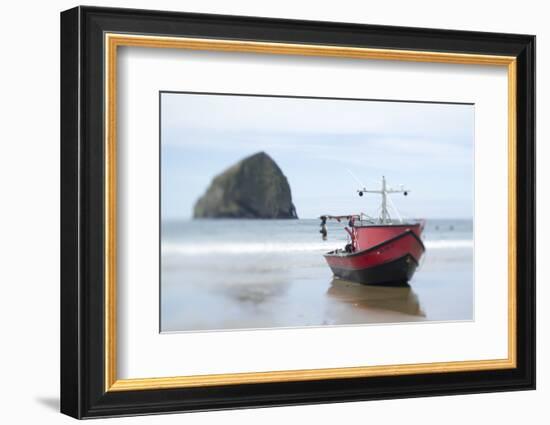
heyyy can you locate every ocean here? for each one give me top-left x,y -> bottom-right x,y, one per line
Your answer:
161,218 -> 473,332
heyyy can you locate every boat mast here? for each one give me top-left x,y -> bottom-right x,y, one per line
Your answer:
357,176 -> 409,224
381,176 -> 388,223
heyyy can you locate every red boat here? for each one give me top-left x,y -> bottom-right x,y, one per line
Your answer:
323,177 -> 425,286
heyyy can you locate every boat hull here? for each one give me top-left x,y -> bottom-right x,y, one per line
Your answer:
327,254 -> 418,286
324,230 -> 425,285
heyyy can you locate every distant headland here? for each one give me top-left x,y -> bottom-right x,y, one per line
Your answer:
193,151 -> 298,219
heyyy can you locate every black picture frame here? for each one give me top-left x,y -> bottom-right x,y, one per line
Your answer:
61,5 -> 535,419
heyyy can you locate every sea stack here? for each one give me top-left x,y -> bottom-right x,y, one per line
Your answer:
193,152 -> 298,219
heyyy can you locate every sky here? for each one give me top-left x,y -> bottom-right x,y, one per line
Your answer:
161,92 -> 474,220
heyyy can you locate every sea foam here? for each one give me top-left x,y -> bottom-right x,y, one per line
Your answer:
162,239 -> 473,256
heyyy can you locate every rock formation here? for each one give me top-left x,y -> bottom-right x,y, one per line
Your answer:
193,152 -> 298,219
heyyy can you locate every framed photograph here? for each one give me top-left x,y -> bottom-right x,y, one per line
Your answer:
60,6 -> 535,419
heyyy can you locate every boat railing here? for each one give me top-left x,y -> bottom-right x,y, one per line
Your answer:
321,213 -> 422,227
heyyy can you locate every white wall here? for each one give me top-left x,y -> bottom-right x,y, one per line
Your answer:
0,0 -> 545,423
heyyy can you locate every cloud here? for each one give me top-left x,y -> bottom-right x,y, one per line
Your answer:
161,92 -> 474,142
160,92 -> 474,219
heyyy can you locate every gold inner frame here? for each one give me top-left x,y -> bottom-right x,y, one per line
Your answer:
104,33 -> 517,392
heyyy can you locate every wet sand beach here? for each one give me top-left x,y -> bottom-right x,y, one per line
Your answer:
161,219 -> 473,332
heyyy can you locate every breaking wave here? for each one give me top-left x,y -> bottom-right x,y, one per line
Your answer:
162,241 -> 340,255
424,240 -> 473,249
162,239 -> 473,256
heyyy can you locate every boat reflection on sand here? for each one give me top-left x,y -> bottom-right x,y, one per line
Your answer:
327,278 -> 425,318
